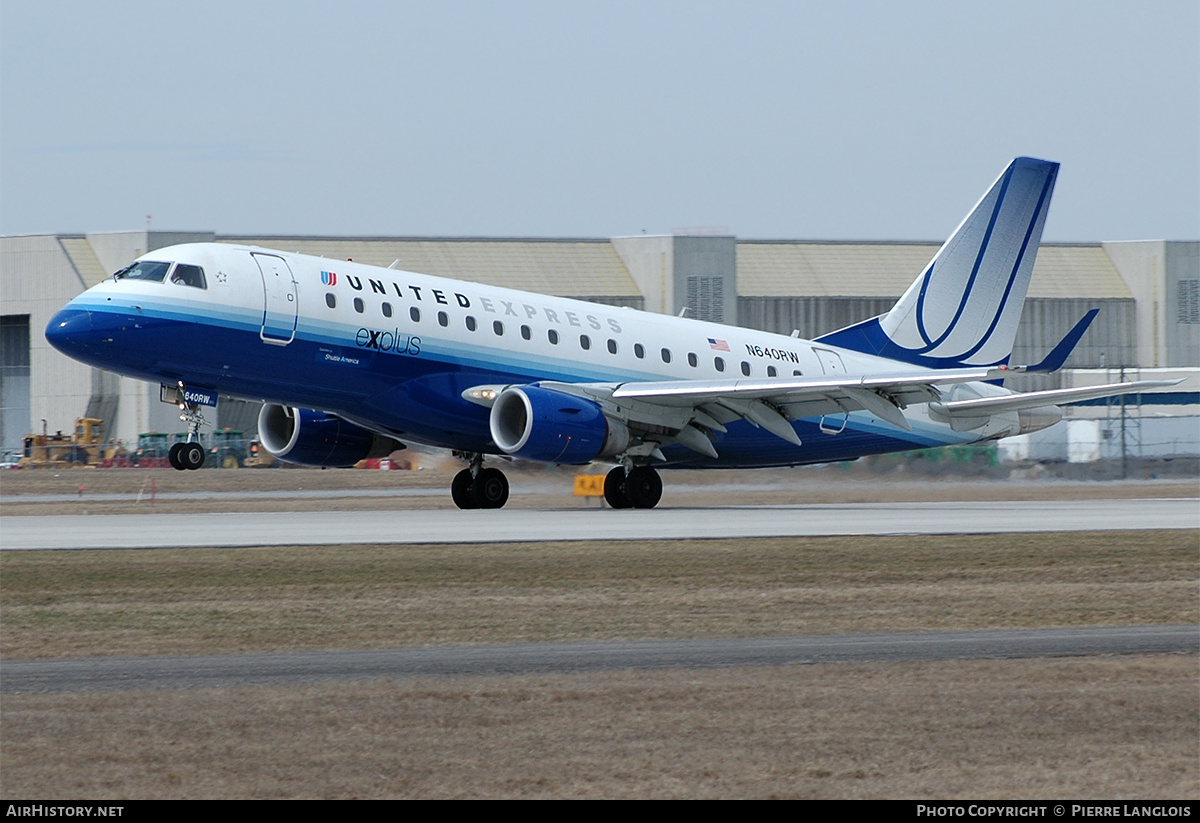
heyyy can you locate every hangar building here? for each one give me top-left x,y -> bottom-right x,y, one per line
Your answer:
2,230 -> 1196,460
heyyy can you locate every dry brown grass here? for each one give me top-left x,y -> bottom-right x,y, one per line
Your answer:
2,532 -> 1196,660
2,656 -> 1195,799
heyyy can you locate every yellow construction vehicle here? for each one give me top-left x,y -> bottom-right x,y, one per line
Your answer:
20,418 -> 124,468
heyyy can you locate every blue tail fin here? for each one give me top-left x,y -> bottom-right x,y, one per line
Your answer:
818,157 -> 1059,368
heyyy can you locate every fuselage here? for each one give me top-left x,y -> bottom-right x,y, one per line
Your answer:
47,242 -> 1017,467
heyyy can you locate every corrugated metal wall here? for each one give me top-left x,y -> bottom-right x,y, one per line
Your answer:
0,315 -> 31,456
736,296 -> 895,341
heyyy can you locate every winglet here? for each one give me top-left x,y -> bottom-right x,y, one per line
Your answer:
1024,309 -> 1099,373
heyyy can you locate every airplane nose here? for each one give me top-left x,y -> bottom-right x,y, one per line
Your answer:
45,307 -> 96,357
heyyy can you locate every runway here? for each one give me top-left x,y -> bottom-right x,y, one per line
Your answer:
3,498 -> 1196,550
4,625 -> 1195,693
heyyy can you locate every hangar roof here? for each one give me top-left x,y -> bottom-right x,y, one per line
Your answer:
58,237 -> 109,288
735,241 -> 1133,299
11,232 -> 1134,303
220,236 -> 641,297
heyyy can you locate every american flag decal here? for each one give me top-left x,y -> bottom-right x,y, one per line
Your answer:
708,338 -> 730,351
320,271 -> 337,286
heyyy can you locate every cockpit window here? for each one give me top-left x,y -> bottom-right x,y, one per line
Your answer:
169,264 -> 207,289
112,261 -> 171,282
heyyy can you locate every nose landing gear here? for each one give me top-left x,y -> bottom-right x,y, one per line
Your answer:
168,441 -> 205,471
168,385 -> 208,471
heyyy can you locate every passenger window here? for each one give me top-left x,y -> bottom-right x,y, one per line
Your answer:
438,311 -> 449,327
382,302 -> 393,318
466,316 -> 477,331
793,369 -> 803,376
325,293 -> 336,309
714,357 -> 725,372
687,353 -> 698,368
493,320 -> 504,336
354,297 -> 364,313
661,348 -> 671,364
170,264 -> 207,289
741,361 -> 751,376
634,343 -> 645,359
607,339 -> 618,355
580,334 -> 591,350
767,365 -> 777,377
410,307 -> 420,323
521,325 -> 531,340
548,329 -> 559,345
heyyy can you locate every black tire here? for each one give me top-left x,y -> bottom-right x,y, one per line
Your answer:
625,466 -> 662,509
451,469 -> 477,509
604,466 -> 632,509
471,467 -> 509,509
181,442 -> 205,470
168,442 -> 186,471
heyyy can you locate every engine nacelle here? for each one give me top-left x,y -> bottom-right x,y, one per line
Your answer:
489,385 -> 629,464
257,404 -> 402,467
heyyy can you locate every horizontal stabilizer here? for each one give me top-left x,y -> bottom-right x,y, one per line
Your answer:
929,379 -> 1183,418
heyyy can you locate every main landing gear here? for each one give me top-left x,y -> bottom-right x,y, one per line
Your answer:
451,453 -> 510,509
604,465 -> 663,509
447,454 -> 663,510
168,389 -> 207,471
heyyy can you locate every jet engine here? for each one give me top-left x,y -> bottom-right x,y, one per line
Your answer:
489,385 -> 629,464
257,404 -> 403,467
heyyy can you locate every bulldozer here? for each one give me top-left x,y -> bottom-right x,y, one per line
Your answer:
20,418 -> 124,468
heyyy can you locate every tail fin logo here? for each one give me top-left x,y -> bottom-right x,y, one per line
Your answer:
817,158 -> 1059,369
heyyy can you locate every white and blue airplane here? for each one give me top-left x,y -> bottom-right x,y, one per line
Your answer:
46,158 -> 1176,508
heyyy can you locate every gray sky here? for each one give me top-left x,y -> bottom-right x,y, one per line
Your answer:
2,0 -> 1197,242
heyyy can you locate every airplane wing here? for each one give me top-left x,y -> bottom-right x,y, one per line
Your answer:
512,374 -> 1183,459
515,367 -> 1005,458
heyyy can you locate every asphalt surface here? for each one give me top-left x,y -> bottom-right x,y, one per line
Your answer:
4,626 -> 1196,693
3,498 -> 1197,550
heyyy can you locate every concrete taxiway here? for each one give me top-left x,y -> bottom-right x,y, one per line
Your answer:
4,626 -> 1195,693
2,498 -> 1196,550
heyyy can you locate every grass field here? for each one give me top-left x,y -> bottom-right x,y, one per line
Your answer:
1,532 -> 1196,659
1,470 -> 1196,798
3,656 -> 1195,799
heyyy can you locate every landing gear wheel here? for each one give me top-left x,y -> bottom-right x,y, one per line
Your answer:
168,442 -> 186,471
604,466 -> 632,509
451,469 -> 477,509
180,442 -> 205,470
625,466 -> 662,509
471,467 -> 509,509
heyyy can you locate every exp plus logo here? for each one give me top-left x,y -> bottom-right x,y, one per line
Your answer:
356,327 -> 420,356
